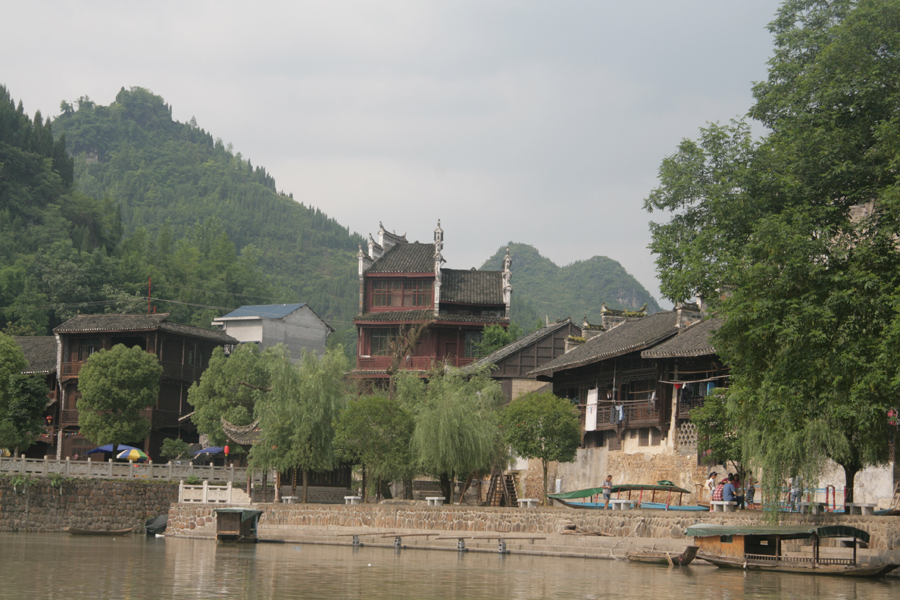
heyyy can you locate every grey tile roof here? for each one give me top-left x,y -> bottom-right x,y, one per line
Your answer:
54,313 -> 237,344
221,419 -> 260,445
367,242 -> 436,274
441,269 -> 504,304
216,304 -> 307,320
13,336 -> 58,374
529,311 -> 680,376
467,320 -> 573,371
641,318 -> 721,358
354,310 -> 508,325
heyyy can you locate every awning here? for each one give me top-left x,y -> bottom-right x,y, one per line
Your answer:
685,523 -> 870,544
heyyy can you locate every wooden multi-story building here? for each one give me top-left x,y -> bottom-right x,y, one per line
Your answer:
52,313 -> 237,460
13,336 -> 62,458
352,221 -> 511,379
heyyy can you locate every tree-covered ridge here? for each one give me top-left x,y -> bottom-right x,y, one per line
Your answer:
481,243 -> 661,326
52,87 -> 363,333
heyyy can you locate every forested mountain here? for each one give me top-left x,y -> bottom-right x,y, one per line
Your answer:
481,243 -> 661,326
50,87 -> 362,343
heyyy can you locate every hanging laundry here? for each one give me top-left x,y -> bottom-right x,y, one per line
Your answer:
616,405 -> 625,422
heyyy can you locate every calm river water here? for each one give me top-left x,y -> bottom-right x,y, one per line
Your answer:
2,533 -> 898,600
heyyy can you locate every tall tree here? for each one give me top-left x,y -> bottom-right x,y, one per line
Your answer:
500,391 -> 581,506
397,368 -> 505,503
77,344 -> 163,458
250,347 -> 350,503
644,0 -> 900,505
333,394 -> 415,501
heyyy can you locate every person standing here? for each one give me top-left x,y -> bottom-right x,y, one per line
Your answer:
790,475 -> 803,511
745,475 -> 756,508
705,472 -> 717,501
602,475 -> 613,509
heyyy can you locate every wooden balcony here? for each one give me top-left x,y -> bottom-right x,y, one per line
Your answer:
584,403 -> 662,431
60,361 -> 85,380
60,409 -> 80,427
678,395 -> 705,419
356,355 -> 474,372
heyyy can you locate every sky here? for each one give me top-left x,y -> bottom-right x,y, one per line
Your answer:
1,1 -> 785,308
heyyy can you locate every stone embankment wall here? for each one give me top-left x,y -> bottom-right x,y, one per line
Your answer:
0,478 -> 177,533
167,502 -> 900,551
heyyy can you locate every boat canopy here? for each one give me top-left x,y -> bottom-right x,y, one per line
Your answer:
685,523 -> 870,545
215,508 -> 263,523
549,482 -> 691,500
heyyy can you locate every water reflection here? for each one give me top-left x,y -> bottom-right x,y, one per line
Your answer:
0,533 -> 896,600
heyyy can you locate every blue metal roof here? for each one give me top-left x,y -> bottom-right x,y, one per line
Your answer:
218,304 -> 307,320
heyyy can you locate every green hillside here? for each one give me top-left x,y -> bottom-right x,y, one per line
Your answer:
51,87 -> 362,337
482,243 -> 661,325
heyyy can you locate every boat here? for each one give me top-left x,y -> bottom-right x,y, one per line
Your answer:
66,527 -> 134,536
627,545 -> 699,566
145,514 -> 168,536
686,523 -> 899,578
215,508 -> 263,543
549,481 -> 704,510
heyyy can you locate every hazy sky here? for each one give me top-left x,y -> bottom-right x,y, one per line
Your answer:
1,1 -> 785,307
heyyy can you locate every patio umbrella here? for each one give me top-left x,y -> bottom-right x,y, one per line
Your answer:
85,444 -> 140,455
117,448 -> 149,462
193,446 -> 224,457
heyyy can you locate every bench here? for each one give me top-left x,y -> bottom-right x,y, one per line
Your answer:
426,496 -> 445,506
607,499 -> 635,510
846,503 -> 876,515
281,496 -> 298,504
517,498 -> 539,508
710,501 -> 738,512
344,495 -> 362,505
798,501 -> 827,514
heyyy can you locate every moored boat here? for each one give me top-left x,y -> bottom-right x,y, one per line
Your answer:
549,481 -> 703,510
686,523 -> 899,578
627,545 -> 699,566
66,527 -> 134,536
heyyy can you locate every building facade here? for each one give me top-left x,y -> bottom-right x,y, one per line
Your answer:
352,221 -> 511,380
211,303 -> 334,360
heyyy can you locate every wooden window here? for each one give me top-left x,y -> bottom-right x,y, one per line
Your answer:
608,433 -> 622,451
639,428 -> 650,446
650,428 -> 661,446
464,331 -> 482,358
78,338 -> 101,361
371,280 -> 432,308
369,329 -> 398,355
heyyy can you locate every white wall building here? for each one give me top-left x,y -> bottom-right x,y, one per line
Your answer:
212,303 -> 333,361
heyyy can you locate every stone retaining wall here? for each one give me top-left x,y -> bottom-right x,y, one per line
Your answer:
166,502 -> 900,550
0,478 -> 177,533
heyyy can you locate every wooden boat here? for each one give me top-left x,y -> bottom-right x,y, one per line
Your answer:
686,524 -> 899,578
215,508 -> 262,543
627,545 -> 699,566
549,481 -> 704,511
66,527 -> 134,536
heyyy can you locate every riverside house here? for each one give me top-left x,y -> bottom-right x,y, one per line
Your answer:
53,313 -> 237,461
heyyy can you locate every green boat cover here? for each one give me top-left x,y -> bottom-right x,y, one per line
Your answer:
549,482 -> 691,500
684,523 -> 870,544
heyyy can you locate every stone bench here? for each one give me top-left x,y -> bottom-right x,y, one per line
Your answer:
798,501 -> 827,514
344,495 -> 362,505
426,496 -> 445,506
710,500 -> 738,512
517,498 -> 539,508
281,496 -> 298,504
607,499 -> 635,510
846,503 -> 876,515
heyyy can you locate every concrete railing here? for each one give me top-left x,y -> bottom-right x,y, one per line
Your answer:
178,480 -> 251,504
0,455 -> 272,484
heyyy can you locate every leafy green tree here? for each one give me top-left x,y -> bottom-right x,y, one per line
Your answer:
397,368 -> 505,503
333,394 -> 415,500
160,438 -> 191,461
500,391 -> 581,506
690,389 -> 743,477
0,334 -> 47,454
250,347 -> 350,503
188,344 -> 273,446
475,323 -> 522,357
644,0 -> 900,505
77,344 -> 163,458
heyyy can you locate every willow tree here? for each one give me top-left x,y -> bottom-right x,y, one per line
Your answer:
397,367 -> 505,503
250,347 -> 350,503
644,0 -> 900,506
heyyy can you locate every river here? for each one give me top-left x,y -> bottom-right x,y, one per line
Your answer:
2,533 -> 897,599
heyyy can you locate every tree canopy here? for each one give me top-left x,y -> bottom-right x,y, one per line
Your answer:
0,333 -> 48,454
500,391 -> 581,505
76,344 -> 163,454
644,0 -> 900,503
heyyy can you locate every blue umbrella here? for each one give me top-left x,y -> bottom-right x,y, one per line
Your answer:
193,446 -> 224,456
85,444 -> 140,455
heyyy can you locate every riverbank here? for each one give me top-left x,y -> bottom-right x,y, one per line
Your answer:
166,501 -> 900,574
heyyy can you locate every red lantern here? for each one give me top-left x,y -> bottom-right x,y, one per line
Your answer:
224,445 -> 230,456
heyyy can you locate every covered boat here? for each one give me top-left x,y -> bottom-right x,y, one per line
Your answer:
686,523 -> 899,577
549,481 -> 705,511
215,508 -> 262,543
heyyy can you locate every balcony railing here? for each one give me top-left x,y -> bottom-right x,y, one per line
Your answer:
583,403 -> 661,431
356,355 -> 474,372
678,395 -> 705,419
